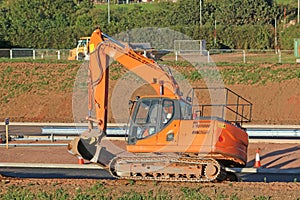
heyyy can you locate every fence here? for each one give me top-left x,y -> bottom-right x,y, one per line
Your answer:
0,48 -> 297,64
175,49 -> 296,64
0,48 -> 70,60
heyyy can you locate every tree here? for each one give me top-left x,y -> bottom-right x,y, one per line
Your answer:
212,0 -> 278,26
280,24 -> 300,50
0,2 -> 9,47
4,0 -> 93,48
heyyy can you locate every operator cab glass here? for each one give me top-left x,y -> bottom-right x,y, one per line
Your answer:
179,100 -> 192,120
128,98 -> 175,144
77,38 -> 90,50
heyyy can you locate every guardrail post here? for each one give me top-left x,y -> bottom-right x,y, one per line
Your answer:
207,51 -> 210,63
175,51 -> 178,61
278,49 -> 281,63
10,49 -> 12,59
243,50 -> 246,63
57,50 -> 61,60
5,118 -> 9,149
33,49 -> 36,60
51,133 -> 54,142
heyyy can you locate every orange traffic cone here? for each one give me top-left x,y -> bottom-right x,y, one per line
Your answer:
78,156 -> 84,164
254,148 -> 261,168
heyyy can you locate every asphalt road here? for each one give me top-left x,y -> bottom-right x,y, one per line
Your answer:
0,167 -> 113,179
1,166 -> 300,182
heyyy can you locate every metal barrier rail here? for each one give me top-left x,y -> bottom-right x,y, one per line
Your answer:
41,125 -> 300,139
41,127 -> 127,138
40,127 -> 300,138
2,123 -> 300,140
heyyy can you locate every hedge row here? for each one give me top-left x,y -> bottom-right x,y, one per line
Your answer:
0,0 -> 299,49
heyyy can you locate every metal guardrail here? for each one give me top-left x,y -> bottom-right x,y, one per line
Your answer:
41,124 -> 300,139
247,128 -> 300,138
0,143 -> 67,147
41,127 -> 127,137
2,123 -> 300,140
40,127 -> 300,139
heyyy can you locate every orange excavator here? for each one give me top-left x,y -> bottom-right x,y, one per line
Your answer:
68,28 -> 252,182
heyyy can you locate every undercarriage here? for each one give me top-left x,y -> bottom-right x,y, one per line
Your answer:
109,155 -> 238,182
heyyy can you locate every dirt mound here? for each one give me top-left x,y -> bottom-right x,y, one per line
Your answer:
0,62 -> 299,125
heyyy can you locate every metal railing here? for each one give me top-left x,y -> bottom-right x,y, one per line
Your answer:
188,87 -> 252,124
174,49 -> 296,64
0,48 -> 70,60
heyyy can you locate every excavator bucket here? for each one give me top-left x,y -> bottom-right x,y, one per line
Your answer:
68,130 -> 133,167
68,131 -> 114,166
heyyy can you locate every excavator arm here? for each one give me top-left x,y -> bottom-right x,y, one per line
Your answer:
68,28 -> 182,165
87,28 -> 180,133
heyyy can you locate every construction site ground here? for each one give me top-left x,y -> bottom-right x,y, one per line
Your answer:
0,62 -> 300,199
1,140 -> 300,199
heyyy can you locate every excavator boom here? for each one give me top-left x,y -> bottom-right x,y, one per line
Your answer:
87,28 -> 180,132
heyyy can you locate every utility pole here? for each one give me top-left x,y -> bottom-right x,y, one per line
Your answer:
214,20 -> 217,45
108,0 -> 110,24
199,0 -> 202,28
284,7 -> 286,29
275,18 -> 278,53
298,0 -> 300,24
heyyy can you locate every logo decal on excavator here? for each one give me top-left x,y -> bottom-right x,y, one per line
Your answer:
192,121 -> 210,134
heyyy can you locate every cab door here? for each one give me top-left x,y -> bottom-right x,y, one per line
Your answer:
156,99 -> 179,147
128,97 -> 180,152
128,98 -> 162,145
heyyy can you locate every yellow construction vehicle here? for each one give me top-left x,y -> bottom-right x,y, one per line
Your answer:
68,37 -> 90,60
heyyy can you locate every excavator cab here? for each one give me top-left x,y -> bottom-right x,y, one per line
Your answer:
128,97 -> 178,144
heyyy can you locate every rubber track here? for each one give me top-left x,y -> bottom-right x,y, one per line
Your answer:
109,156 -> 222,182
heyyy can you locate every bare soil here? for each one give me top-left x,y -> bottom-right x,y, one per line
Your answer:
0,62 -> 299,124
1,141 -> 300,199
1,62 -> 300,199
1,176 -> 300,199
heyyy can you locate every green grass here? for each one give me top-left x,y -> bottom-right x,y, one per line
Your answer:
158,60 -> 300,85
0,58 -> 78,64
1,59 -> 299,103
0,182 -> 276,200
95,0 -> 297,8
275,0 -> 298,6
221,64 -> 300,85
0,61 -> 80,103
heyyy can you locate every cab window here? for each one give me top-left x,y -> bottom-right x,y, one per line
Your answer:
180,100 -> 192,119
161,99 -> 174,126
